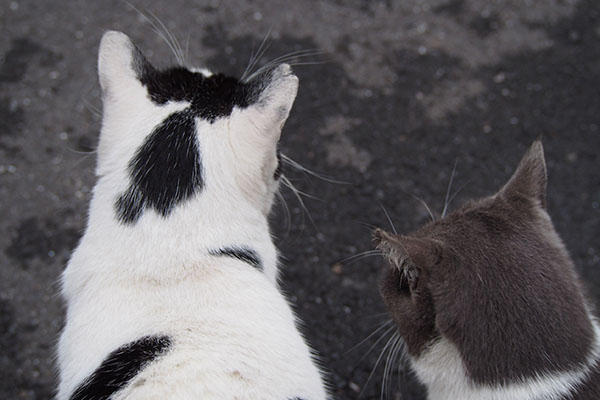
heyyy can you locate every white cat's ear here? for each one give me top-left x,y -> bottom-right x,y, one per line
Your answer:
500,139 -> 547,208
232,64 -> 298,157
252,64 -> 299,139
98,31 -> 150,97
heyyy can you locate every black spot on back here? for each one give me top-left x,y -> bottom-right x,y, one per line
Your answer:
69,335 -> 171,400
209,246 -> 263,271
115,111 -> 202,224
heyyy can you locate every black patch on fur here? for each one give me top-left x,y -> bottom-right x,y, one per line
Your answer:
116,111 -> 203,223
274,149 -> 283,180
132,47 -> 266,123
210,246 -> 262,271
114,46 -> 276,223
69,335 -> 171,400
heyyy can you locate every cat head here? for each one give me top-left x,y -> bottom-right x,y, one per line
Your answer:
373,140 -> 595,384
95,31 -> 297,224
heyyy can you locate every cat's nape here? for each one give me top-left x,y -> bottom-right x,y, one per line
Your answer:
373,140 -> 600,400
57,31 -> 328,400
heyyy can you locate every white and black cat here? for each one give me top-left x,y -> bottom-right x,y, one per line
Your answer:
373,140 -> 600,400
56,31 -> 328,400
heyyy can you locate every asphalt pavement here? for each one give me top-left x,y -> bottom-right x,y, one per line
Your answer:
1,0 -> 599,399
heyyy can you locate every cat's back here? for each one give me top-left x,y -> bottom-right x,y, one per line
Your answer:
58,259 -> 326,400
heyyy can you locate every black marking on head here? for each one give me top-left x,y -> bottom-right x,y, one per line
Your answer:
274,149 -> 283,180
132,48 -> 268,123
209,246 -> 262,271
115,111 -> 202,224
115,47 -> 281,224
69,335 -> 171,400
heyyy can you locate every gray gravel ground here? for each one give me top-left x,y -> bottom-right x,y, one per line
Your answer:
1,0 -> 599,399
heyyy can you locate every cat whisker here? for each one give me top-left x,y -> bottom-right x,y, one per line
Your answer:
82,97 -> 102,119
382,336 -> 405,400
275,190 -> 292,240
281,154 -> 349,184
184,31 -> 191,67
241,28 -> 273,82
243,49 -> 325,83
126,2 -> 186,66
280,175 -> 317,230
395,340 -> 409,397
367,312 -> 393,319
68,152 -> 96,170
359,330 -> 400,398
402,190 -> 436,222
356,221 -> 381,233
378,201 -> 398,235
260,50 -> 324,70
339,250 -> 383,266
389,340 -> 404,399
357,324 -> 397,364
441,159 -> 458,219
381,335 -> 397,399
344,320 -> 393,355
283,61 -> 328,67
281,175 -> 322,201
65,146 -> 97,156
245,49 -> 316,76
250,29 -> 275,79
146,9 -> 186,66
445,179 -> 472,214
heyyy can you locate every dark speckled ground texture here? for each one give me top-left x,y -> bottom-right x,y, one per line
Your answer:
1,1 -> 599,399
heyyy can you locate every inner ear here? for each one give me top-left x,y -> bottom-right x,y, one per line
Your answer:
500,139 -> 547,208
406,265 -> 420,292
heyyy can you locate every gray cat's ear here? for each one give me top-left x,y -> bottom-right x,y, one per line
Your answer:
500,140 -> 547,208
98,31 -> 151,97
374,229 -> 443,270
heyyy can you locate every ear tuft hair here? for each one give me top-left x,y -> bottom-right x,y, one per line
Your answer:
500,139 -> 547,208
374,229 -> 442,269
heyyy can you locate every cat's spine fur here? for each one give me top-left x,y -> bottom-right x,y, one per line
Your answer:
57,31 -> 327,400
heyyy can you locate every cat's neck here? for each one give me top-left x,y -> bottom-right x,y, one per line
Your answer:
412,318 -> 600,400
71,178 -> 279,284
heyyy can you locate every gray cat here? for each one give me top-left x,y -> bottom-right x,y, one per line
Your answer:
374,140 -> 599,400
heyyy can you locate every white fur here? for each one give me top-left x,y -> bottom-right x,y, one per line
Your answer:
410,320 -> 600,400
57,31 -> 327,400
